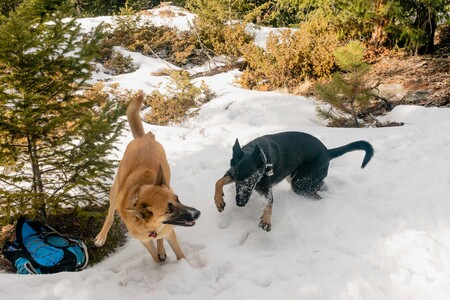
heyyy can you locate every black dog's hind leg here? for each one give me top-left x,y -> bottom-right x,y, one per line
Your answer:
258,186 -> 274,232
290,159 -> 329,200
291,175 -> 324,199
214,170 -> 234,212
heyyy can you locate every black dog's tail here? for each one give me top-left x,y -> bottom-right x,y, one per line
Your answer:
328,141 -> 374,168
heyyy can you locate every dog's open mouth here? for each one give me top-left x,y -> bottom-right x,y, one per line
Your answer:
163,207 -> 200,227
163,219 -> 196,227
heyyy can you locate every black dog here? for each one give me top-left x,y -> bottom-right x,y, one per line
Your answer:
214,131 -> 374,231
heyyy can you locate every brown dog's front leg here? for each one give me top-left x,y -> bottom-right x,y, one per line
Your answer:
214,173 -> 234,212
156,239 -> 167,262
142,240 -> 160,263
94,178 -> 119,247
166,229 -> 185,260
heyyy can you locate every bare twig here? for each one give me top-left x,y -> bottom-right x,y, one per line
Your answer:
189,61 -> 247,79
187,19 -> 222,69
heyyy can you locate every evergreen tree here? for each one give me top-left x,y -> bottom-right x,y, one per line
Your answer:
0,0 -> 23,16
368,0 -> 441,53
315,41 -> 372,127
0,0 -> 125,222
72,0 -> 151,16
380,0 -> 447,54
186,0 -> 448,54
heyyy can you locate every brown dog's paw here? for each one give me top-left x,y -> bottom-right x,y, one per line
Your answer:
259,220 -> 271,232
158,252 -> 167,262
94,234 -> 106,247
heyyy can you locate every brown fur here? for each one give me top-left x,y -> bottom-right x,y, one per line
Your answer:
95,92 -> 199,262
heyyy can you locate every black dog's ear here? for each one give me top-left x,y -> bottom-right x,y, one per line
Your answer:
232,138 -> 244,162
251,145 -> 267,167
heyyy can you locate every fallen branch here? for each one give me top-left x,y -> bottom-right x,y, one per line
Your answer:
190,61 -> 248,79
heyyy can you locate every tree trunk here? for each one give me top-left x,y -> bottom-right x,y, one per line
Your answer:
75,0 -> 82,15
415,5 -> 436,54
369,0 -> 389,48
27,135 -> 46,220
349,100 -> 359,127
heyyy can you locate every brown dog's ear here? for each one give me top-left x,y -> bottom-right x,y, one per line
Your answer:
154,165 -> 165,186
123,208 -> 142,220
139,206 -> 153,220
232,138 -> 244,161
124,206 -> 153,220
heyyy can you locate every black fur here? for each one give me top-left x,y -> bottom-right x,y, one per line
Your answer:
221,131 -> 374,231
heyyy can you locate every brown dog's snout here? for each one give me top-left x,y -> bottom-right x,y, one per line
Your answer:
187,206 -> 201,220
163,203 -> 200,227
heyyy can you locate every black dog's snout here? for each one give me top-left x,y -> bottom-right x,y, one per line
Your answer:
236,201 -> 246,207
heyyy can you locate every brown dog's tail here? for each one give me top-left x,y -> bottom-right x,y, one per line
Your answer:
127,92 -> 145,139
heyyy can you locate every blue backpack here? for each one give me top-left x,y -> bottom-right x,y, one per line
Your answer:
1,216 -> 88,274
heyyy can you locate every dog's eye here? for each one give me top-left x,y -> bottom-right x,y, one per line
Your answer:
166,203 -> 173,214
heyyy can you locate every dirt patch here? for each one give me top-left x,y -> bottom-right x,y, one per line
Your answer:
368,54 -> 449,107
367,25 -> 450,108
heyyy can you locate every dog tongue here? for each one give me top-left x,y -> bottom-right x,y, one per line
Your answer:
149,231 -> 158,238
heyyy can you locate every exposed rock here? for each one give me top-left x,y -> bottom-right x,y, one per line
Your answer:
368,51 -> 449,108
374,83 -> 408,103
403,90 -> 432,104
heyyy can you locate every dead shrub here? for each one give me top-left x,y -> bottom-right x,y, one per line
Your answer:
81,82 -> 133,107
143,70 -> 216,125
192,18 -> 254,62
239,14 -> 339,93
101,14 -> 206,66
103,49 -> 136,75
151,68 -> 173,76
212,23 -> 254,61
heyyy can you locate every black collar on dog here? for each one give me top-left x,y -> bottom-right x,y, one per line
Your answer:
260,148 -> 274,176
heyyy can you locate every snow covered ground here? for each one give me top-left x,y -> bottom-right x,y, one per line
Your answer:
1,6 -> 450,300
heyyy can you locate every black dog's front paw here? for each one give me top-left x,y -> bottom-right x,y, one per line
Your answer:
217,201 -> 226,212
259,220 -> 271,232
215,193 -> 226,212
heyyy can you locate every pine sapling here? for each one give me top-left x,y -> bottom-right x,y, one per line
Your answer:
315,41 -> 372,127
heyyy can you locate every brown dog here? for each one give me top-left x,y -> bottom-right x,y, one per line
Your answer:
94,93 -> 200,262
